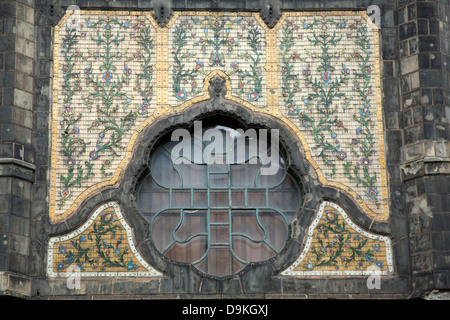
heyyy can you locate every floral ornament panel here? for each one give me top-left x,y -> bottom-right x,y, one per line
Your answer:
51,12 -> 157,222
281,201 -> 393,276
167,12 -> 267,107
277,13 -> 387,218
47,201 -> 162,277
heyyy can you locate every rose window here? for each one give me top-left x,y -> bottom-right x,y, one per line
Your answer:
137,124 -> 302,277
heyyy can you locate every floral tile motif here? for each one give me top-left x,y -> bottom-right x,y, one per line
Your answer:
47,201 -> 162,277
51,10 -> 388,224
51,12 -> 157,221
167,12 -> 267,107
277,14 -> 386,217
281,201 -> 393,276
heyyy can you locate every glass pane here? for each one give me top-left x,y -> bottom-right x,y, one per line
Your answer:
268,175 -> 301,213
232,236 -> 275,262
139,178 -> 170,215
210,210 -> 229,223
210,225 -> 229,244
209,173 -> 229,188
172,189 -> 191,208
193,189 -> 208,207
137,124 -> 303,277
230,162 -> 261,187
247,189 -> 266,207
210,190 -> 228,208
151,146 -> 181,188
230,190 -> 245,207
150,210 -> 180,253
164,237 -> 208,263
177,162 -> 207,188
174,210 -> 207,242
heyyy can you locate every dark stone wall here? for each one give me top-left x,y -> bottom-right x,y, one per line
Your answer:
397,0 -> 450,296
0,0 -> 36,296
0,0 -> 448,299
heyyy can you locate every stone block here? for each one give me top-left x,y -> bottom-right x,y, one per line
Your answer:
385,130 -> 402,162
0,34 -> 16,52
433,88 -> 444,105
417,19 -> 428,35
399,21 -> 417,41
14,88 -> 33,110
416,2 -> 438,19
9,233 -> 29,255
412,106 -> 422,124
381,27 -> 398,60
407,3 -> 416,21
419,36 -> 440,52
9,214 -> 29,237
0,71 -> 14,87
424,141 -> 435,157
0,3 -> 16,19
16,54 -> 34,75
385,112 -> 400,129
16,3 -> 34,24
11,195 -> 30,218
419,70 -> 443,87
405,124 -> 424,144
5,273 -> 31,296
15,36 -> 34,58
383,60 -> 394,78
0,195 -> 10,214
8,252 -> 28,274
398,0 -> 414,7
13,20 -> 34,41
410,71 -> 420,90
401,54 -> 418,75
403,142 -> 424,163
382,77 -> 399,111
428,19 -> 439,35
409,38 -> 418,55
435,141 -> 449,158
15,71 -> 33,93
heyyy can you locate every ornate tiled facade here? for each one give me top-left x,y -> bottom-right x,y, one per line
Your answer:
281,201 -> 393,276
46,9 -> 391,277
51,10 -> 387,222
2,0 -> 450,301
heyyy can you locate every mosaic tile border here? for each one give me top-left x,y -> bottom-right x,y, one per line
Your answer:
47,201 -> 163,278
280,200 -> 393,276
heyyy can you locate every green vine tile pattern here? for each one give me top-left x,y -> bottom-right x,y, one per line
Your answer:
168,13 -> 266,106
281,201 -> 393,276
55,14 -> 156,214
52,11 -> 387,223
277,15 -> 384,213
47,201 -> 162,277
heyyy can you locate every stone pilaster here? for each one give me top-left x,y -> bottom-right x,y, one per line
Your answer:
0,0 -> 36,297
397,0 -> 450,296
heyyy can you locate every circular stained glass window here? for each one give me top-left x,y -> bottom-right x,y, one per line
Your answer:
137,122 -> 302,277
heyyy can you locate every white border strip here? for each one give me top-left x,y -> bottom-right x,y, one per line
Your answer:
281,201 -> 393,276
47,201 -> 162,278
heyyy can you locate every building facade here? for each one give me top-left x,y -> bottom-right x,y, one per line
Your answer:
0,0 -> 449,299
